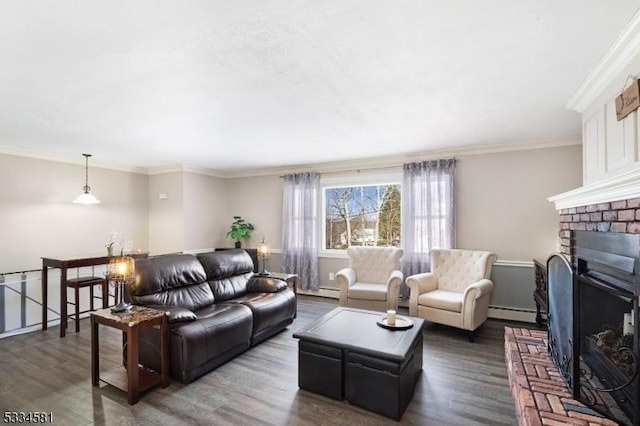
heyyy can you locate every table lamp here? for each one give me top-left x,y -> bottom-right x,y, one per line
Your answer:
108,250 -> 135,313
257,238 -> 270,276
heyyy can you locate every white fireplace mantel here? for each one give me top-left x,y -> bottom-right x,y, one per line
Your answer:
550,9 -> 640,211
548,166 -> 640,210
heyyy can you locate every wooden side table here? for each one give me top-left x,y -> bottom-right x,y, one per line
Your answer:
91,305 -> 169,404
263,272 -> 298,318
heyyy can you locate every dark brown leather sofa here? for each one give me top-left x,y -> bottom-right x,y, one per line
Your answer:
128,249 -> 296,383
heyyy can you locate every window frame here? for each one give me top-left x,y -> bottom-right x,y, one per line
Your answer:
319,169 -> 402,258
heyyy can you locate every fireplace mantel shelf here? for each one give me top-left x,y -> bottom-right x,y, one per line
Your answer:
548,166 -> 640,210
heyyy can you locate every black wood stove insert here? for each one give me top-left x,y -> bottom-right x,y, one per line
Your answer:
547,230 -> 640,426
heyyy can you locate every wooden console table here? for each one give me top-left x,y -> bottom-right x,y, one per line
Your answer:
41,252 -> 149,337
91,306 -> 169,405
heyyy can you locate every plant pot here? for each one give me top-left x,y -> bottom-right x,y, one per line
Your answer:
235,241 -> 241,249
107,246 -> 113,257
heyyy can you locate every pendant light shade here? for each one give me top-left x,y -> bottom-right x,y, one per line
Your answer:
73,153 -> 100,204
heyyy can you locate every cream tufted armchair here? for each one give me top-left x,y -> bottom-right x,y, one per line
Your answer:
406,249 -> 496,341
336,246 -> 404,312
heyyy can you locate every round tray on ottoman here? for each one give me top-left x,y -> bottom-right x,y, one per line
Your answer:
377,315 -> 413,330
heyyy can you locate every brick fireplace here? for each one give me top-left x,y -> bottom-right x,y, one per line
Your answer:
506,196 -> 640,425
558,197 -> 640,257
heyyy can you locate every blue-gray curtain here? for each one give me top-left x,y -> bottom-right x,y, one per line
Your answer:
281,172 -> 320,291
400,159 -> 456,298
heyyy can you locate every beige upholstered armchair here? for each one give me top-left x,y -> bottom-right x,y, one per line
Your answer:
406,249 -> 496,341
336,246 -> 404,312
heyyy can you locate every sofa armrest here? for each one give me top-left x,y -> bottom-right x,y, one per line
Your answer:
462,279 -> 494,302
146,304 -> 197,324
406,272 -> 438,316
247,276 -> 288,293
461,279 -> 494,330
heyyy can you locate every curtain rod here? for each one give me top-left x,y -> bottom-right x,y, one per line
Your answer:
279,157 -> 457,178
279,164 -> 401,178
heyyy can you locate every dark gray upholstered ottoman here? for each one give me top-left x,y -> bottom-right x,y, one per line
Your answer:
293,307 -> 424,420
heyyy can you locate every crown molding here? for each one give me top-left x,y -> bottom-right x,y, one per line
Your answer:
145,164 -> 227,178
1,136 -> 580,179
566,9 -> 640,113
221,137 -> 581,178
0,144 -> 148,174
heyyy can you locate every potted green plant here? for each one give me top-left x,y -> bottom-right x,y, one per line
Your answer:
226,216 -> 255,248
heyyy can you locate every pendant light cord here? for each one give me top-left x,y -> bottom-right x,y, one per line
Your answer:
82,153 -> 91,193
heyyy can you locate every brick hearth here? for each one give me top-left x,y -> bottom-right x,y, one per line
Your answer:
504,327 -> 617,426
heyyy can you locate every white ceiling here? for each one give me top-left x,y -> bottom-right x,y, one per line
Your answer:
0,1 -> 638,173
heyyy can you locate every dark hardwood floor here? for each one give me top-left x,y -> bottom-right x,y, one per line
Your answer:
0,296 -> 520,425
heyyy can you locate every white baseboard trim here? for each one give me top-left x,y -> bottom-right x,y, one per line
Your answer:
488,306 -> 537,323
297,287 -> 340,298
298,289 -> 537,324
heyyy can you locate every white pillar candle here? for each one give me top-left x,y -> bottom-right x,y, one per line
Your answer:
387,310 -> 396,326
624,312 -> 633,335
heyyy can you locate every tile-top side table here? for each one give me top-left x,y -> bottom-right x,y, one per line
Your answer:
91,305 -> 169,404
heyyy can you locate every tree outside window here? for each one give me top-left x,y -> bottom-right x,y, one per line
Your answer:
324,184 -> 401,250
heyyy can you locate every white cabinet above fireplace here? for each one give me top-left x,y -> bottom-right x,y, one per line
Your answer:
581,94 -> 639,186
550,10 -> 640,210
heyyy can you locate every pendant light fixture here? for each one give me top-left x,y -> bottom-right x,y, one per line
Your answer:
72,153 -> 100,204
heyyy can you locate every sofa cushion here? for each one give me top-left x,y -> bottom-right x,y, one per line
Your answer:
143,304 -> 196,324
167,307 -> 197,323
347,282 -> 388,301
419,289 -> 463,312
182,304 -> 253,364
197,250 -> 254,301
140,303 -> 253,383
246,276 -> 287,293
229,290 -> 296,343
131,254 -> 213,311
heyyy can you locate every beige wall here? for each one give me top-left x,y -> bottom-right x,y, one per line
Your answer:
148,171 -> 229,253
0,153 -> 148,272
148,171 -> 184,255
219,145 -> 582,314
228,145 -> 582,262
0,145 -> 582,316
456,145 -> 582,260
0,145 -> 581,272
222,175 -> 283,249
183,172 -> 227,251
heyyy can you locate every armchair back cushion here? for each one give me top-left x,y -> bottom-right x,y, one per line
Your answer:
197,250 -> 255,302
431,249 -> 495,292
130,254 -> 212,311
347,246 -> 403,284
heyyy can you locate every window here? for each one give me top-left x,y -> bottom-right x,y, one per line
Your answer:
321,171 -> 401,252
